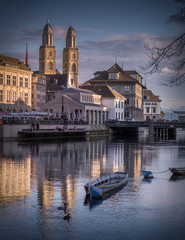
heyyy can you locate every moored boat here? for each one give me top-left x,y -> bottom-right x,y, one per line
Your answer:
169,167 -> 185,176
84,172 -> 128,198
141,170 -> 153,178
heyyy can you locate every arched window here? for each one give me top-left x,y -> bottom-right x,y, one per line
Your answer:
48,61 -> 53,71
72,63 -> 76,72
72,53 -> 76,59
49,51 -> 52,57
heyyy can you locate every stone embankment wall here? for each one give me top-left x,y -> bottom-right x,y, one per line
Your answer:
0,124 -> 109,140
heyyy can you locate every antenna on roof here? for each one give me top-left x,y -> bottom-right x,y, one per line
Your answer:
115,56 -> 117,64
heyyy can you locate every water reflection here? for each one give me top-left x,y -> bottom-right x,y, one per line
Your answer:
0,136 -> 185,240
0,137 -> 158,209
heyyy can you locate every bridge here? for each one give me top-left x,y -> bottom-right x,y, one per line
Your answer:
105,120 -> 185,137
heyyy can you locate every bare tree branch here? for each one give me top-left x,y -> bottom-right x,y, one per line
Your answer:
140,0 -> 185,86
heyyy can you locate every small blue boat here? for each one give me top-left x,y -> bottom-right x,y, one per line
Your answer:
142,170 -> 153,178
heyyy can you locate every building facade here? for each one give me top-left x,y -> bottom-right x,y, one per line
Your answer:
42,88 -> 108,124
81,85 -> 126,121
32,73 -> 47,111
0,55 -> 32,113
39,20 -> 56,75
83,63 -> 145,121
63,23 -> 79,88
143,89 -> 161,121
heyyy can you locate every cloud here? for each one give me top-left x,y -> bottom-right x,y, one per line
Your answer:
161,67 -> 174,74
53,26 -> 67,40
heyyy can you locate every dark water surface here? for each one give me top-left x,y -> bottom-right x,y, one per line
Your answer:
0,135 -> 185,240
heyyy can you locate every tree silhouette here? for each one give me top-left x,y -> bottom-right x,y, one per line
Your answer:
141,0 -> 185,86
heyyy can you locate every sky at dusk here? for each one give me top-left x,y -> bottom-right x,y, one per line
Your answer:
0,0 -> 184,112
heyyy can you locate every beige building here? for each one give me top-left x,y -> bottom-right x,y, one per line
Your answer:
0,54 -> 32,113
83,63 -> 145,120
32,73 -> 47,111
143,89 -> 161,121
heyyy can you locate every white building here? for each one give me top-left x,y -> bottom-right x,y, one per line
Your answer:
81,85 -> 126,121
143,89 -> 161,121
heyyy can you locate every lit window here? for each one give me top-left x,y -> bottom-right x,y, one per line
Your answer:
0,74 -> 3,84
19,77 -> 23,87
7,91 -> 10,102
0,90 -> 3,102
25,78 -> 28,87
13,76 -> 16,86
7,75 -> 11,85
124,86 -> 130,92
25,93 -> 28,104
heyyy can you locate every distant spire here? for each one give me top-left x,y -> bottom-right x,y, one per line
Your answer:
70,22 -> 73,27
25,41 -> 28,66
47,19 -> 50,23
122,62 -> 123,68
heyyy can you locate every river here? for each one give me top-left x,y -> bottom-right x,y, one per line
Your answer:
0,134 -> 185,240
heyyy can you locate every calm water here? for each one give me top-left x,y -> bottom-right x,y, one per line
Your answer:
0,134 -> 185,240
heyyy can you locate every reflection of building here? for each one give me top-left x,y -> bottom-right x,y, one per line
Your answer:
143,89 -> 161,121
0,54 -> 32,113
83,63 -> 145,120
0,157 -> 31,201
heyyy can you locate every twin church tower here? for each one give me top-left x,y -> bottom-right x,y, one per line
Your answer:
39,20 -> 79,88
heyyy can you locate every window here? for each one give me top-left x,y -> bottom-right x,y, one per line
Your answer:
7,75 -> 11,85
13,92 -> 16,102
49,51 -> 52,57
25,93 -> 28,104
48,61 -> 53,70
146,107 -> 150,113
0,74 -> 3,84
19,77 -> 23,87
152,107 -> 156,113
124,86 -> 130,92
125,99 -> 129,105
72,63 -> 76,72
13,76 -> 16,86
25,78 -> 28,87
20,92 -> 23,100
0,90 -> 3,102
7,91 -> 10,102
72,53 -> 76,59
109,73 -> 118,79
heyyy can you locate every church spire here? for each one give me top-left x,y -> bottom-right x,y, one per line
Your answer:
25,41 -> 28,66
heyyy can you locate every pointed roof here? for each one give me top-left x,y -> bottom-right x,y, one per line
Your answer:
0,54 -> 31,71
81,85 -> 126,100
143,89 -> 161,102
87,63 -> 143,84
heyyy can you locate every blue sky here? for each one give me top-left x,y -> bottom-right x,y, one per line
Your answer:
0,0 -> 184,112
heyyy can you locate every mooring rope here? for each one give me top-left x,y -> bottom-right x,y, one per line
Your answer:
148,169 -> 169,174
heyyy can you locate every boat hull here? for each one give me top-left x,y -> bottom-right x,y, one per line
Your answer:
142,170 -> 153,178
169,168 -> 185,176
84,172 -> 128,198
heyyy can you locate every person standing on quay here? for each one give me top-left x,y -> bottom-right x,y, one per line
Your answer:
36,121 -> 40,131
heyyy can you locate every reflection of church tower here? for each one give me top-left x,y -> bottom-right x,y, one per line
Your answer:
39,20 -> 56,75
63,23 -> 79,88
